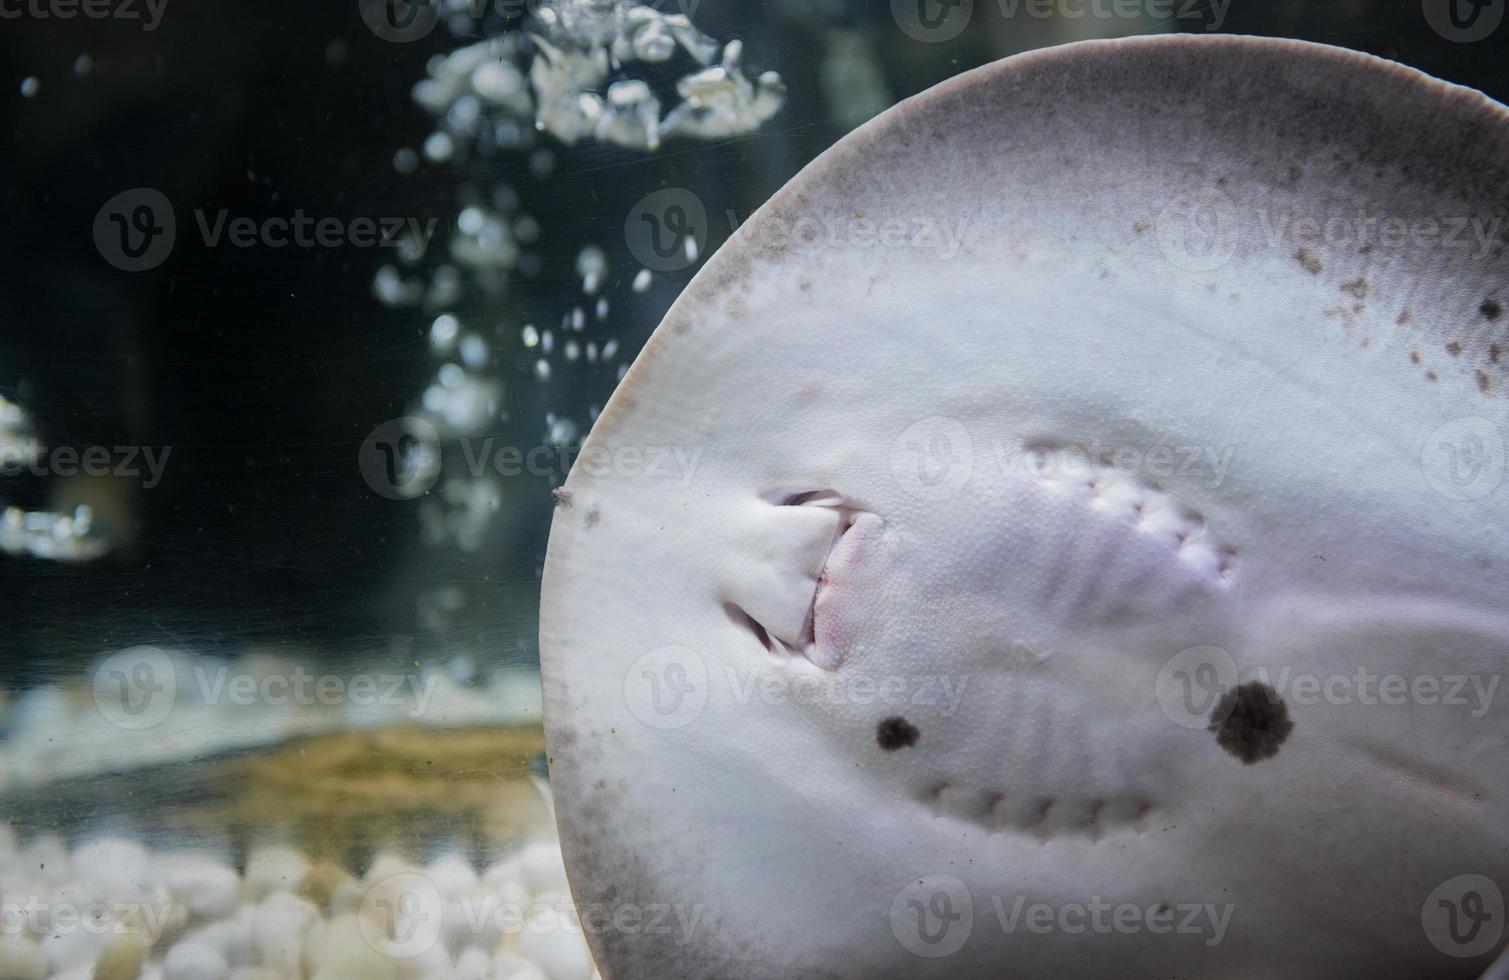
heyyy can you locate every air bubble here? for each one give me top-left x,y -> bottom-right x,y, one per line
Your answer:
431,314 -> 461,352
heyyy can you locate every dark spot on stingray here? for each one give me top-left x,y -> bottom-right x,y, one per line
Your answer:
1491,343 -> 1503,365
1209,681 -> 1293,764
1410,351 -> 1422,365
1482,298 -> 1504,321
552,488 -> 573,508
1294,248 -> 1322,274
1446,341 -> 1463,357
1340,277 -> 1368,300
1479,370 -> 1492,394
1427,370 -> 1439,382
585,507 -> 601,528
876,716 -> 920,751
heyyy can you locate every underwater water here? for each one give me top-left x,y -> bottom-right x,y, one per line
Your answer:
1,1 -> 1505,978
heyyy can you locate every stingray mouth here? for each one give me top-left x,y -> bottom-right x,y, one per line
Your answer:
752,490 -> 883,672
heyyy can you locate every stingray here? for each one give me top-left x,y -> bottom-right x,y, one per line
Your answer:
539,35 -> 1509,979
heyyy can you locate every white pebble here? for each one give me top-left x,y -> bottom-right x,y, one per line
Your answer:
156,853 -> 241,920
453,946 -> 491,980
40,917 -> 109,973
163,942 -> 227,980
304,916 -> 399,980
183,909 -> 256,966
253,892 -> 317,975
92,932 -> 148,980
517,841 -> 569,897
394,936 -> 450,980
19,76 -> 39,98
516,903 -> 593,980
493,949 -> 550,980
480,856 -> 522,892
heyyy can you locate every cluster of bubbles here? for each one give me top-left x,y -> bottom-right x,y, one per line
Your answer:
371,0 -> 784,623
0,393 -> 108,562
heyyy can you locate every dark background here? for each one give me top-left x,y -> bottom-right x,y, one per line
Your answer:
1,0 -> 1505,685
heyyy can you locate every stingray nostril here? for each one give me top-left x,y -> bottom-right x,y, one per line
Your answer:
724,602 -> 774,653
777,489 -> 841,507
